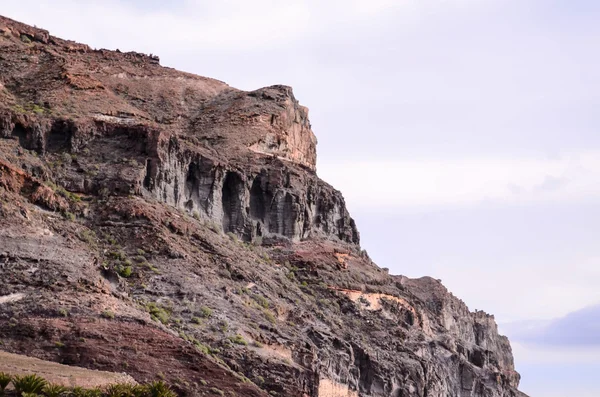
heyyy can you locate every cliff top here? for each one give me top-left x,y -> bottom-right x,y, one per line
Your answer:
0,15 -> 317,170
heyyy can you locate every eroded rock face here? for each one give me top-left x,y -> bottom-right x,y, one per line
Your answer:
0,14 -> 526,397
246,86 -> 317,170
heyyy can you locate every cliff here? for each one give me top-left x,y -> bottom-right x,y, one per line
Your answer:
0,15 -> 526,397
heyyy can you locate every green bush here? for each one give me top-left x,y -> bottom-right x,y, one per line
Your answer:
109,251 -> 126,261
69,386 -> 103,397
198,306 -> 212,318
118,265 -> 132,278
147,303 -> 170,325
209,387 -> 224,396
263,310 -> 276,324
146,381 -> 176,397
253,295 -> 269,309
228,334 -> 247,346
63,211 -> 76,221
105,384 -> 131,397
12,374 -> 47,395
43,384 -> 68,397
0,372 -> 11,392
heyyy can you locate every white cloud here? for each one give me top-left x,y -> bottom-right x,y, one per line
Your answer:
319,150 -> 600,210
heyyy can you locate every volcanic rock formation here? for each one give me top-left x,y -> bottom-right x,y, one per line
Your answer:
0,15 -> 526,397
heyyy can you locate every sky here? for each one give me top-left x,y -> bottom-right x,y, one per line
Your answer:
3,1 -> 599,396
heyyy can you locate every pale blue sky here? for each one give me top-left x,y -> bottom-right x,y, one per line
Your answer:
4,1 -> 599,396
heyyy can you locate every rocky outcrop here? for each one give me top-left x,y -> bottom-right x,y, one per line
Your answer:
0,14 -> 526,397
145,151 -> 358,243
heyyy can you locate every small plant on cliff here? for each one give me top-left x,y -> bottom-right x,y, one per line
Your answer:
228,334 -> 247,346
146,302 -> 170,324
117,265 -> 132,278
198,306 -> 212,318
252,294 -> 269,309
105,384 -> 132,397
209,388 -> 224,396
263,309 -> 276,324
12,374 -> 47,395
62,211 -> 76,221
0,372 -> 11,394
226,232 -> 237,242
109,250 -> 126,261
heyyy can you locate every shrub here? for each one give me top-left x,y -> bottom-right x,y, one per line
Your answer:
209,388 -> 224,396
147,303 -> 170,325
85,388 -> 104,397
43,384 -> 68,397
263,310 -> 276,324
253,295 -> 269,309
194,342 -> 210,355
12,374 -> 47,395
78,230 -> 97,245
109,251 -> 126,261
105,384 -> 132,397
68,387 -> 101,397
0,372 -> 11,392
198,306 -> 212,318
228,334 -> 247,346
146,381 -> 176,397
118,265 -> 132,278
101,310 -> 115,319
63,211 -> 76,221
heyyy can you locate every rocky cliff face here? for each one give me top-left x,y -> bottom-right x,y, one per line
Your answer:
0,15 -> 526,397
